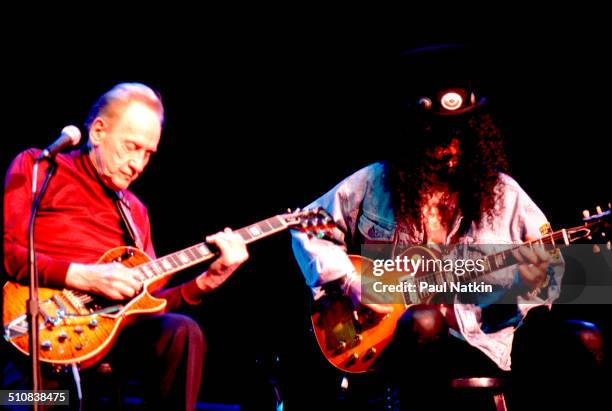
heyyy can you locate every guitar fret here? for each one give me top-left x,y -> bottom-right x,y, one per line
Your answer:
136,266 -> 150,279
182,249 -> 194,261
417,284 -> 425,301
236,228 -> 250,242
191,246 -> 202,258
141,265 -> 154,278
259,220 -> 275,233
173,253 -> 185,266
166,255 -> 178,268
164,255 -> 177,268
483,258 -> 492,274
189,247 -> 201,261
161,258 -> 173,271
152,262 -> 164,275
177,252 -> 190,264
493,254 -> 501,269
267,216 -> 284,229
197,244 -> 211,256
562,229 -> 569,245
247,225 -> 263,238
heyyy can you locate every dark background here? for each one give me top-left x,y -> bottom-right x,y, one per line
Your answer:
1,23 -> 610,408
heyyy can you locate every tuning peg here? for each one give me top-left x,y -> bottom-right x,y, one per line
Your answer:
583,210 -> 591,219
596,205 -> 603,214
316,231 -> 325,239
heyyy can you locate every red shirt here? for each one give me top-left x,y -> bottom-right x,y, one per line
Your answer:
3,148 -> 200,310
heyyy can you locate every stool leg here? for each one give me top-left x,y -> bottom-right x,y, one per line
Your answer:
493,392 -> 507,411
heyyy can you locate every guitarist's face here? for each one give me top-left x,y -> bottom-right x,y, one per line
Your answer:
423,136 -> 462,177
89,101 -> 162,190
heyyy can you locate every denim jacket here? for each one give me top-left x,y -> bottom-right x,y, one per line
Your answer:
291,162 -> 563,370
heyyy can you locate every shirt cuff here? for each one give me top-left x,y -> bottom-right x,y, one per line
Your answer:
43,260 -> 72,287
180,278 -> 204,305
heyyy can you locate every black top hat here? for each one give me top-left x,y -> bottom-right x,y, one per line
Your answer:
399,43 -> 487,116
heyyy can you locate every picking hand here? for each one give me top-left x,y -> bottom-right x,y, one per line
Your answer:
66,262 -> 144,300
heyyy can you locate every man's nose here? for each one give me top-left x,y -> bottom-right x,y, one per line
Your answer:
128,154 -> 145,173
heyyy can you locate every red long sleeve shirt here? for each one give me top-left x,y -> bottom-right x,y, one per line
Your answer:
3,148 -> 202,310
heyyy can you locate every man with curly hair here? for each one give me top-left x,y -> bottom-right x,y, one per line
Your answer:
290,45 -> 600,409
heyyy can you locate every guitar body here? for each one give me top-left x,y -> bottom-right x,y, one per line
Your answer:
2,246 -> 168,369
311,246 -> 439,373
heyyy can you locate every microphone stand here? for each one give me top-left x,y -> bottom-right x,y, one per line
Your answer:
27,157 -> 57,410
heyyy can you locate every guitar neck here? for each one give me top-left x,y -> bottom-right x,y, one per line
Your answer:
426,223 -> 592,287
133,215 -> 290,281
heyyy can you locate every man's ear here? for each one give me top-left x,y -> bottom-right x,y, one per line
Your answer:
89,117 -> 106,146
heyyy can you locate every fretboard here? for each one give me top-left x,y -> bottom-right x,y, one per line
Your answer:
413,224 -> 591,300
133,215 -> 289,282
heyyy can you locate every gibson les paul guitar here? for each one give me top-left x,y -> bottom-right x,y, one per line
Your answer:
311,207 -> 610,373
3,208 -> 334,369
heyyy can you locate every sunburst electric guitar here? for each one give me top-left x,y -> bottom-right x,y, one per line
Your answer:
311,206 -> 610,373
3,208 -> 334,369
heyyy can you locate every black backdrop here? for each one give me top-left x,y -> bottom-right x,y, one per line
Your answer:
1,28 -> 610,407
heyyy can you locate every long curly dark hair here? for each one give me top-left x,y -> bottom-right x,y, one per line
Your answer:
385,110 -> 509,229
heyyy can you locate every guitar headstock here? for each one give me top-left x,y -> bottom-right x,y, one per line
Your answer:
582,203 -> 611,251
282,207 -> 336,238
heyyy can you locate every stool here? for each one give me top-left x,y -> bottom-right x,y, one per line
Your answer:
84,361 -> 128,410
451,377 -> 507,411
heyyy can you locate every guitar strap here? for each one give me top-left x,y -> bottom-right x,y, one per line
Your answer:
115,190 -> 144,250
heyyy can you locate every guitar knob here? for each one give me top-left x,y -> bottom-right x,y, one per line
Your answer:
74,343 -> 83,351
333,340 -> 347,355
353,334 -> 363,344
58,331 -> 68,342
363,347 -> 377,361
74,325 -> 83,334
41,341 -> 52,351
88,319 -> 98,329
345,352 -> 359,367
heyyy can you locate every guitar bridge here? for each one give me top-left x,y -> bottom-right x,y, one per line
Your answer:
4,314 -> 28,340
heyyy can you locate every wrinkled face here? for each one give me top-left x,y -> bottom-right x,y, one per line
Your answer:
89,101 -> 161,191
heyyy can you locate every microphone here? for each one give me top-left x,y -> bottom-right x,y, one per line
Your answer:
36,125 -> 82,161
